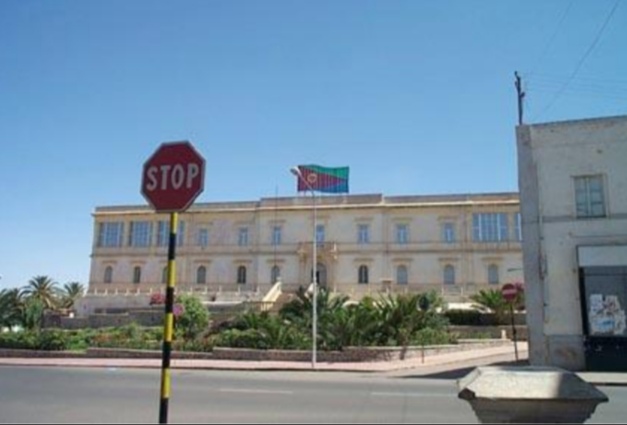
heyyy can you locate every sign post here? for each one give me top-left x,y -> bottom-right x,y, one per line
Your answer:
141,141 -> 205,424
501,283 -> 519,362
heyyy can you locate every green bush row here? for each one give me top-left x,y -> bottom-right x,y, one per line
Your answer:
444,309 -> 524,326
0,325 -> 164,351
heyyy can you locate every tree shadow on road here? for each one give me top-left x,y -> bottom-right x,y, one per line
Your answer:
398,359 -> 530,380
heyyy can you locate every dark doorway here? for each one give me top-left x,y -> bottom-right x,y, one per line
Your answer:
580,266 -> 627,371
311,263 -> 327,289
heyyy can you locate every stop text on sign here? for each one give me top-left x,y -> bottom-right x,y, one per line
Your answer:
144,163 -> 201,191
141,141 -> 206,213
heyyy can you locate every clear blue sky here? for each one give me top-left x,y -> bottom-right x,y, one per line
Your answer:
0,0 -> 625,290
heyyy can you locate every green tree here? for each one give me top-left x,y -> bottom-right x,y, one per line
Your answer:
22,276 -> 60,310
20,298 -> 45,330
219,310 -> 309,350
469,289 -> 508,324
60,282 -> 85,310
278,286 -> 352,350
0,288 -> 24,329
174,294 -> 210,340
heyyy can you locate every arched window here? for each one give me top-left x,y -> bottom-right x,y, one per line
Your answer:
197,266 -> 207,284
162,267 -> 168,284
488,264 -> 499,285
237,266 -> 247,284
104,266 -> 113,284
271,265 -> 281,284
443,265 -> 455,285
133,266 -> 141,284
396,265 -> 408,285
358,265 -> 369,284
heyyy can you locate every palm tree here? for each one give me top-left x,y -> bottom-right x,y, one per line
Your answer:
60,281 -> 85,310
469,289 -> 508,324
0,288 -> 24,329
22,275 -> 60,310
278,286 -> 359,350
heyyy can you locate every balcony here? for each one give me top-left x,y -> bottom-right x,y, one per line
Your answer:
297,241 -> 338,259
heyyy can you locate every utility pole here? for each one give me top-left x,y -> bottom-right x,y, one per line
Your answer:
515,71 -> 525,125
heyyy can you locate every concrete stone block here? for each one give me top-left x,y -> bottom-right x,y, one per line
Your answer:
458,366 -> 607,423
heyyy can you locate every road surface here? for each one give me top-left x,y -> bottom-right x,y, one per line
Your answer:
0,366 -> 622,423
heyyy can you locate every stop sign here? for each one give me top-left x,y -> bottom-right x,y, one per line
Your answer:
141,141 -> 205,212
501,283 -> 518,303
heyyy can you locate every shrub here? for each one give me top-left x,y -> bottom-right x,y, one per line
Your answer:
213,329 -> 269,350
444,309 -> 483,326
0,330 -> 70,351
412,328 -> 457,346
88,326 -> 161,350
175,294 -> 210,340
65,329 -> 97,351
0,331 -> 38,349
37,329 -> 68,351
173,337 -> 214,352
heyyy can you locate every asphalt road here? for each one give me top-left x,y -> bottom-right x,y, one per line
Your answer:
0,366 -> 623,423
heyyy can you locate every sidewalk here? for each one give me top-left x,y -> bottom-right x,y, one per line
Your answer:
0,342 -> 527,373
1,342 -> 625,386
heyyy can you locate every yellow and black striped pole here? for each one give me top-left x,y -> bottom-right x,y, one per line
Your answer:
159,212 -> 178,424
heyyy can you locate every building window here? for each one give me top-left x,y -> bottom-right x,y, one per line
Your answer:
196,266 -> 206,284
358,265 -> 369,284
162,267 -> 167,284
197,228 -> 209,247
272,226 -> 282,246
271,265 -> 281,284
238,228 -> 249,247
443,265 -> 455,285
396,265 -> 408,285
358,224 -> 370,244
514,212 -> 522,241
132,266 -> 141,284
104,266 -> 113,284
488,264 -> 499,285
98,222 -> 124,247
442,222 -> 456,243
316,224 -> 325,244
157,221 -> 168,246
575,175 -> 606,218
396,224 -> 409,244
128,221 -> 153,247
472,213 -> 509,242
157,221 -> 185,246
237,266 -> 247,284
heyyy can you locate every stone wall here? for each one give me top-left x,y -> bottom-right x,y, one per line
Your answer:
0,339 -> 512,363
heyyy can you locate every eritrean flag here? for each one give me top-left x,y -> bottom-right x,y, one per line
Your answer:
295,165 -> 349,194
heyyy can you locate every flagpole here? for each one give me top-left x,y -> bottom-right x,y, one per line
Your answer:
290,166 -> 317,369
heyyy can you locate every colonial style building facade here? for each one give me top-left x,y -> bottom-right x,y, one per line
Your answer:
88,192 -> 523,302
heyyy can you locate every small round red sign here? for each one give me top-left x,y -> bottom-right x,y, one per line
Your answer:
501,283 -> 519,302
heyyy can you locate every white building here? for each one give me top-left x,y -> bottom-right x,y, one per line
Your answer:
87,192 -> 523,308
517,115 -> 627,371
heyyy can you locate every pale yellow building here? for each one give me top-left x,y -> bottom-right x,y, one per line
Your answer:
87,192 -> 523,306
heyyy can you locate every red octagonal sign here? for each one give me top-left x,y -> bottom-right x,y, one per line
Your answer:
141,141 -> 205,213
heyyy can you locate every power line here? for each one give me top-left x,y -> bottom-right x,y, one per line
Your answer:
533,0 -> 621,121
528,0 -> 575,77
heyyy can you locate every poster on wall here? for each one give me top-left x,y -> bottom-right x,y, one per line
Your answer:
589,293 -> 627,336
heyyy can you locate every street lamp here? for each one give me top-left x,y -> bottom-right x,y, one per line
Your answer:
290,166 -> 318,369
